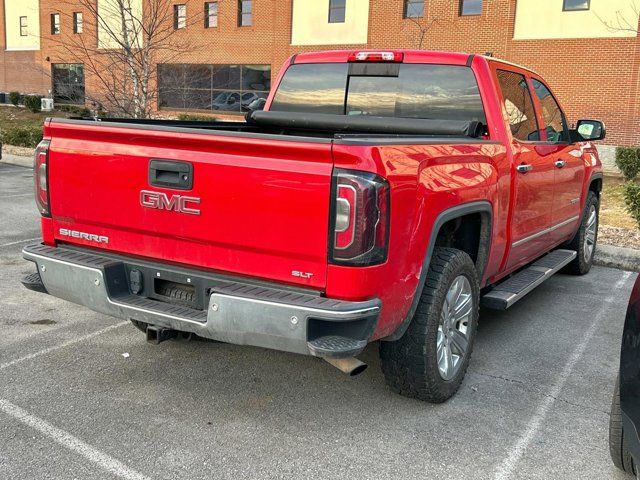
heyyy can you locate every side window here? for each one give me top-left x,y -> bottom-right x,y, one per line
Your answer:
496,70 -> 540,142
531,79 -> 569,143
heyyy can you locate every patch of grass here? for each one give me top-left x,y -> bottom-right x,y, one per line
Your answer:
600,175 -> 638,230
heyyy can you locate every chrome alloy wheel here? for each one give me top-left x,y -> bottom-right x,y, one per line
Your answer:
437,275 -> 473,381
584,205 -> 597,263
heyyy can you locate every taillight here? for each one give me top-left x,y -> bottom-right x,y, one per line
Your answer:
330,169 -> 390,266
34,140 -> 50,217
348,51 -> 404,63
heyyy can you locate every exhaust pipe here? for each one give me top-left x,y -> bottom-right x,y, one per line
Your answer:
324,357 -> 368,376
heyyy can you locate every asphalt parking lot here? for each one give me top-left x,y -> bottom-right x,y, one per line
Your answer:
0,161 -> 637,479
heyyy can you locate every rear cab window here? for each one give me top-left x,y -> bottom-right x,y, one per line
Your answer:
270,62 -> 487,126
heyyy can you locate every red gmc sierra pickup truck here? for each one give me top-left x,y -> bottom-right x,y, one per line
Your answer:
22,50 -> 605,402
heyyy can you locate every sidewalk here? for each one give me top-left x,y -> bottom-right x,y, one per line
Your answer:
1,153 -> 32,168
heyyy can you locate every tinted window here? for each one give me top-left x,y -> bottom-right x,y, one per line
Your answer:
271,63 -> 486,123
531,78 -> 568,143
158,63 -> 270,112
347,64 -> 486,122
563,0 -> 590,11
460,0 -> 482,15
52,64 -> 85,105
496,70 -> 540,142
238,0 -> 252,26
271,63 -> 349,115
329,0 -> 346,23
404,0 -> 424,18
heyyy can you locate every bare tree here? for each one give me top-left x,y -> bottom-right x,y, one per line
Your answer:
52,0 -> 208,118
596,0 -> 640,33
403,15 -> 440,50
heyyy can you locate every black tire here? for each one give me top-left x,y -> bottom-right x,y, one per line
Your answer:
565,191 -> 599,275
379,247 -> 480,403
130,319 -> 148,333
610,375 -> 636,476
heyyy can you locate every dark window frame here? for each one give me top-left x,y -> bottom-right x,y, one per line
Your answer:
73,12 -> 83,34
238,0 -> 253,27
495,69 -> 541,143
403,0 -> 424,18
328,0 -> 346,23
50,13 -> 60,35
459,0 -> 483,16
562,0 -> 591,11
19,16 -> 27,36
204,1 -> 218,28
173,4 -> 186,30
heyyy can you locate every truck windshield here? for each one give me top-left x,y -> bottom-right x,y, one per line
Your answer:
270,63 -> 486,123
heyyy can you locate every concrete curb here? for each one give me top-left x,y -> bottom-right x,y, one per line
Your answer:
594,244 -> 640,273
1,154 -> 32,169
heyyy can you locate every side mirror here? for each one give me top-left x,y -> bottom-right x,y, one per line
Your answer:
576,119 -> 606,141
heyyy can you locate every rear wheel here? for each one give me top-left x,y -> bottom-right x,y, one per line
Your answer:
379,247 -> 479,403
565,191 -> 599,275
610,375 -> 636,476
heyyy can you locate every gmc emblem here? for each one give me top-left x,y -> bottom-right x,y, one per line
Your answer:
140,190 -> 201,215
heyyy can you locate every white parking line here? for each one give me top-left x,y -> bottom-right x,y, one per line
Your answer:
0,168 -> 31,174
0,237 -> 39,249
0,321 -> 129,370
0,193 -> 32,199
0,397 -> 151,480
493,271 -> 633,480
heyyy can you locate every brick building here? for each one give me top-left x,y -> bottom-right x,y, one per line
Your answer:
1,0 -> 639,147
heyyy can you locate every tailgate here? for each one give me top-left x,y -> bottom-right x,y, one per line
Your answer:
46,120 -> 333,288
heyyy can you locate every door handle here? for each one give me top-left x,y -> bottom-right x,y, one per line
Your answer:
149,160 -> 193,190
516,164 -> 533,173
555,160 -> 567,168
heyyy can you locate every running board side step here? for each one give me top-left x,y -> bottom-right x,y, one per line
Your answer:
482,249 -> 577,310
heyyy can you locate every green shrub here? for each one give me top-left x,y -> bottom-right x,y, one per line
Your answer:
1,126 -> 43,148
616,147 -> 640,182
177,113 -> 216,122
8,91 -> 20,107
56,104 -> 90,116
23,95 -> 42,113
624,182 -> 640,229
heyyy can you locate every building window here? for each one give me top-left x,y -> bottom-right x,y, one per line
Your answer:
459,0 -> 482,16
158,64 -> 271,112
238,0 -> 253,26
404,0 -> 424,18
73,12 -> 83,34
19,16 -> 28,36
205,2 -> 218,28
174,4 -> 186,29
328,0 -> 346,23
51,13 -> 60,34
563,0 -> 590,11
52,64 -> 85,105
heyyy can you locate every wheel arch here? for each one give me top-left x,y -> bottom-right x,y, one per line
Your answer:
588,172 -> 603,197
384,201 -> 492,341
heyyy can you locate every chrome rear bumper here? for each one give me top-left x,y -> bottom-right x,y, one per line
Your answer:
22,244 -> 380,358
